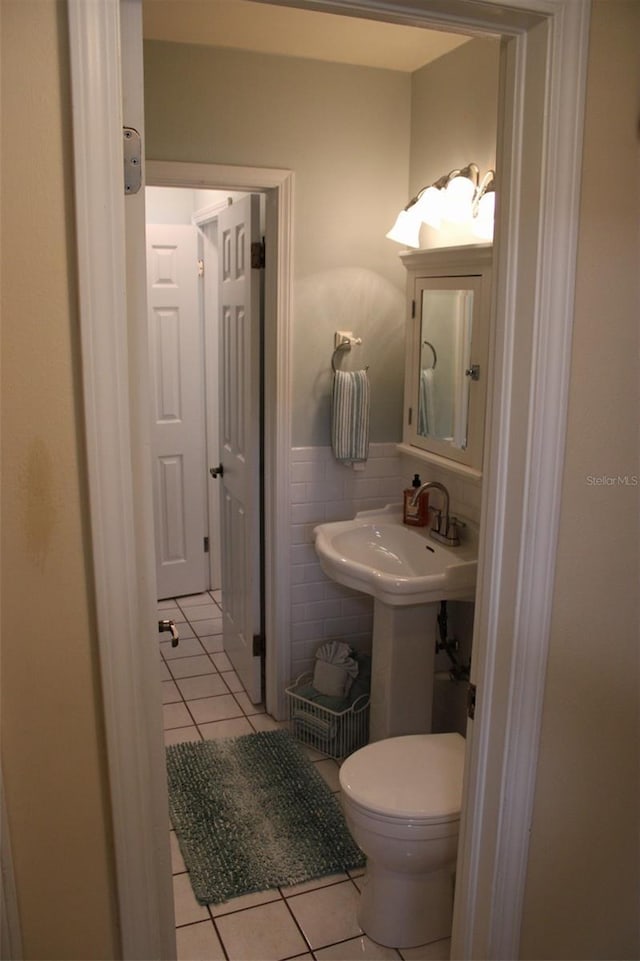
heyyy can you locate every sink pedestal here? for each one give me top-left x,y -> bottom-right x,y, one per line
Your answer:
369,600 -> 438,742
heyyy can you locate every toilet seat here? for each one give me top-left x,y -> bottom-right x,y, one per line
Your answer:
339,732 -> 465,822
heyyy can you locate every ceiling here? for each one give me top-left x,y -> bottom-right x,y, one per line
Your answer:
142,0 -> 470,73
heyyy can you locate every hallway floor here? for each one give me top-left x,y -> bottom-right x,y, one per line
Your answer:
159,591 -> 451,961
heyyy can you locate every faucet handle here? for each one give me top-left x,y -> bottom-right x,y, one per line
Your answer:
447,516 -> 466,540
430,507 -> 443,533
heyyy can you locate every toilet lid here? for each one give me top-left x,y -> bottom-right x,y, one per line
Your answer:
340,733 -> 465,821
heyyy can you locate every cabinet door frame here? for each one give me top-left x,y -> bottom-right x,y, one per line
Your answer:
400,245 -> 492,480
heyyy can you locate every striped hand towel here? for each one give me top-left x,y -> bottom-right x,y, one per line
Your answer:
418,367 -> 436,436
331,369 -> 370,465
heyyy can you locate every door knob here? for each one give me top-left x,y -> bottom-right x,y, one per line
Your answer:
209,464 -> 224,478
158,619 -> 179,648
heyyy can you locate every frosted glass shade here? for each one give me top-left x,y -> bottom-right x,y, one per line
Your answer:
443,175 -> 476,223
472,191 -> 495,240
386,209 -> 422,248
413,186 -> 444,229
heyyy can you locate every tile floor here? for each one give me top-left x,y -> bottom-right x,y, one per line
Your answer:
159,591 -> 451,961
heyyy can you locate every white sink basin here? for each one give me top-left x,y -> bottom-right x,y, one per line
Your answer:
314,505 -> 477,606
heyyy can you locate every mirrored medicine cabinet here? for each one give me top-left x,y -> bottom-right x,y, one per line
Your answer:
398,246 -> 492,479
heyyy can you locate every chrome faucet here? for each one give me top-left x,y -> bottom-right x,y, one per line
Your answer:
410,480 -> 462,546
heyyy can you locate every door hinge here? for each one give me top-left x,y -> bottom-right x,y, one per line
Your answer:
408,406 -> 413,426
251,239 -> 266,269
203,536 -> 209,553
411,299 -> 416,319
467,682 -> 477,720
123,127 -> 142,195
198,258 -> 204,277
252,634 -> 266,657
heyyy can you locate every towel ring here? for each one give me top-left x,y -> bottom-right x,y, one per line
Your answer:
331,341 -> 369,374
331,342 -> 351,373
422,340 -> 437,369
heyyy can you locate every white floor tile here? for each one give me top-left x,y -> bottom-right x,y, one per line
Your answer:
287,879 -> 362,950
210,652 -> 232,672
192,617 -> 223,637
208,886 -> 281,917
172,874 -> 209,927
163,702 -> 193,731
211,590 -> 223,604
177,593 -> 212,608
161,636 -> 202,660
280,872 -> 349,898
199,717 -> 254,740
316,935 -> 402,960
398,939 -> 451,961
183,603 -> 217,621
220,669 -> 244,693
187,694 -> 244,725
215,899 -> 308,961
313,758 -> 341,793
162,680 -> 182,704
176,920 -> 226,961
159,661 -> 172,681
158,598 -> 178,610
168,656 -> 217,679
164,725 -> 201,746
170,831 -> 186,875
233,690 -> 265,716
249,714 -> 289,733
200,634 -> 225,653
158,605 -> 182,621
176,673 -> 229,701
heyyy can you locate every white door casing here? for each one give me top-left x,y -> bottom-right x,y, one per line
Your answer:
217,195 -> 263,703
147,224 -> 208,599
67,1 -> 590,959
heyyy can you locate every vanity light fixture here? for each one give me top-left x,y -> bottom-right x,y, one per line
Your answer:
442,163 -> 479,222
472,170 -> 496,241
386,163 -> 496,247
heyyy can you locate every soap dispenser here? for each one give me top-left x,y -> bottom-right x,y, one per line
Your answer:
403,474 -> 429,526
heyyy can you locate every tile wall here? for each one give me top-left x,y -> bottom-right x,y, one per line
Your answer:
289,444 -> 482,680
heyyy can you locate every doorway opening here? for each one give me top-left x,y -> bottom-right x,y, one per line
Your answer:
67,0 -> 591,956
146,185 -> 267,703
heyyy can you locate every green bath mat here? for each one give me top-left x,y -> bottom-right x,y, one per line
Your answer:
166,729 -> 365,904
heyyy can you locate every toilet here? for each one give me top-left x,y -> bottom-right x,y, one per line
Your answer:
339,732 -> 465,949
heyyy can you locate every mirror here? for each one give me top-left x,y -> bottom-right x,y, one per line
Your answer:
399,247 -> 492,478
417,287 -> 474,448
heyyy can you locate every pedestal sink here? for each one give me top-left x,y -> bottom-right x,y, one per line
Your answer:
313,504 -> 477,741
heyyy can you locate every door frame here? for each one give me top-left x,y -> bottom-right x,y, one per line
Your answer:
147,162 -> 294,716
67,0 -> 590,958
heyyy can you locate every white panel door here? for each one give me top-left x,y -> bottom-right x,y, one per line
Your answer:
217,196 -> 262,703
147,224 -> 208,599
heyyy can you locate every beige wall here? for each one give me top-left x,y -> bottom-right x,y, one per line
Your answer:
409,37 -> 500,249
0,2 -> 120,958
520,3 -> 640,958
144,40 -> 411,447
143,38 -> 501,449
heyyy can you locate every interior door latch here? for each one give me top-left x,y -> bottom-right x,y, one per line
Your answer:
158,619 -> 179,648
123,127 -> 142,195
